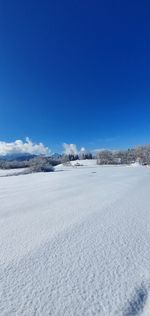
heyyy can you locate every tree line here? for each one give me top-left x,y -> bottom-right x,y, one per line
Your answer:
0,156 -> 61,172
96,145 -> 150,165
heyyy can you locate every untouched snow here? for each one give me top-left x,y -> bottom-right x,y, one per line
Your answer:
0,164 -> 150,315
0,168 -> 26,177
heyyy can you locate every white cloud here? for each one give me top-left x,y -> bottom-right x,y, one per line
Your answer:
79,147 -> 87,154
63,143 -> 78,156
63,144 -> 90,156
0,138 -> 50,156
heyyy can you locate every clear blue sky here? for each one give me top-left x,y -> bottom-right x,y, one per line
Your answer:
0,0 -> 150,152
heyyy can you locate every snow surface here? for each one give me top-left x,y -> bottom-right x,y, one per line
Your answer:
0,163 -> 150,315
0,168 -> 26,177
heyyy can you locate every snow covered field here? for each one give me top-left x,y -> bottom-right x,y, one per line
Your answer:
0,161 -> 150,315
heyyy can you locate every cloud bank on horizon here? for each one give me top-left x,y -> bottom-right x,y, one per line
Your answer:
0,138 -> 102,157
0,138 -> 50,156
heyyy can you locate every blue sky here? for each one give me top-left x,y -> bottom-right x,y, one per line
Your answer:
0,0 -> 150,153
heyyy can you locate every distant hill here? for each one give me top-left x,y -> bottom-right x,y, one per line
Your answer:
51,153 -> 62,159
0,152 -> 63,162
0,153 -> 36,161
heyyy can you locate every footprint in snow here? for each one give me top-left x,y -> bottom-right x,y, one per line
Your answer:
123,284 -> 149,316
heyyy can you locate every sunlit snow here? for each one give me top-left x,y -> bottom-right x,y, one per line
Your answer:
0,161 -> 150,315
